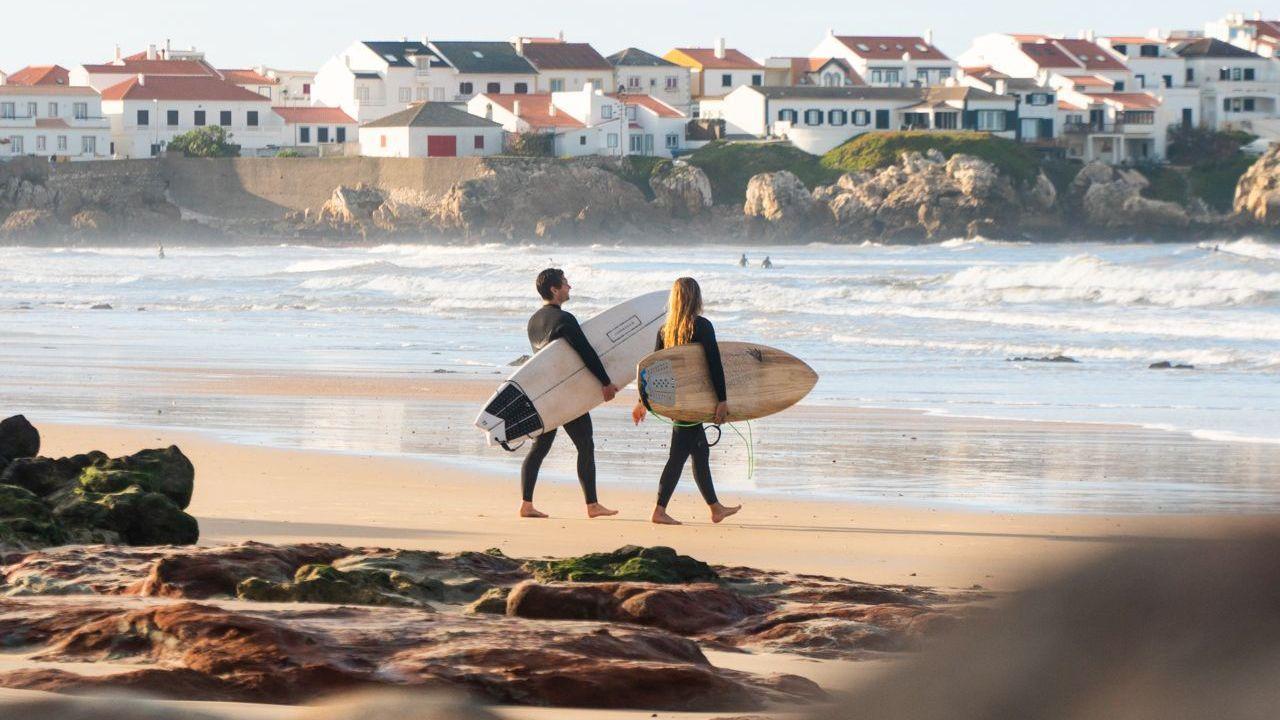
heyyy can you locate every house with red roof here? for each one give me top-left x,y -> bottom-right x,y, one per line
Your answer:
5,65 -> 71,87
218,67 -> 315,107
466,82 -> 687,157
0,84 -> 110,160
273,106 -> 357,152
607,48 -> 692,114
72,43 -> 221,92
663,39 -> 764,102
809,30 -> 957,87
511,37 -> 614,93
763,57 -> 861,88
99,75 -> 284,158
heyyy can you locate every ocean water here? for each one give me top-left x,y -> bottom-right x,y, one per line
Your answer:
1,238 -> 1278,512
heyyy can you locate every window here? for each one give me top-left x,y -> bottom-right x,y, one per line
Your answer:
459,82 -> 473,95
220,111 -> 232,126
601,104 -> 614,119
935,111 -> 958,129
167,110 -> 179,126
1121,110 -> 1154,124
751,74 -> 762,86
1163,75 -> 1173,88
875,109 -> 891,128
137,109 -> 149,126
626,105 -> 637,120
903,112 -> 929,129
514,82 -> 529,94
300,126 -> 310,143
194,110 -> 206,126
57,135 -> 67,151
1245,68 -> 1256,80
302,83 -> 311,96
721,73 -> 732,87
487,82 -> 500,93
36,136 -> 46,152
48,102 -> 58,117
27,102 -> 38,118
399,87 -> 412,102
336,127 -> 346,142
939,68 -> 951,79
0,103 -> 13,118
380,134 -> 386,148
869,68 -> 900,85
81,136 -> 95,154
73,102 -> 88,119
474,134 -> 485,150
828,109 -> 847,126
1113,81 -> 1125,91
665,132 -> 680,149
1135,75 -> 1145,88
356,86 -> 371,102
1113,44 -> 1128,55
1247,97 -> 1257,111
1187,68 -> 1195,82
629,134 -> 644,152
579,135 -> 587,146
433,87 -> 445,100
627,75 -> 641,89
803,109 -> 823,126
976,110 -> 1006,131
852,109 -> 871,126
1140,44 -> 1159,57
665,75 -> 678,90
917,68 -> 929,82
777,108 -> 798,123
607,133 -> 618,148
247,111 -> 259,127
9,136 -> 22,154
318,127 -> 330,143
550,79 -> 565,92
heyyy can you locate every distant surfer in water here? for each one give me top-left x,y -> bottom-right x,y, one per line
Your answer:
761,256 -> 773,269
633,277 -> 741,525
738,253 -> 748,267
521,268 -> 620,519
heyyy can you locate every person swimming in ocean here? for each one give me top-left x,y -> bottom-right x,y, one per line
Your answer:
738,253 -> 748,267
761,256 -> 772,269
158,244 -> 165,259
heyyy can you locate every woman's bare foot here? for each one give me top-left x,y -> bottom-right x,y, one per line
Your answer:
519,502 -> 548,518
651,507 -> 682,525
586,503 -> 618,518
710,502 -> 741,524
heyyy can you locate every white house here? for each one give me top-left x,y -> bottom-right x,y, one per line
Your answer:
359,102 -> 504,157
717,85 -> 1015,154
611,93 -> 688,156
0,69 -> 7,85
959,33 -> 1135,93
427,41 -> 539,101
663,39 -> 764,102
273,106 -> 357,150
962,73 -> 1060,144
1174,38 -> 1280,132
514,38 -> 613,93
1207,12 -> 1280,58
809,31 -> 957,87
607,48 -> 692,114
1097,35 -> 1200,129
311,40 -> 455,124
99,75 -> 283,158
72,43 -> 220,92
764,57 -> 861,87
1055,90 -> 1172,162
0,85 -> 110,160
220,67 -> 316,107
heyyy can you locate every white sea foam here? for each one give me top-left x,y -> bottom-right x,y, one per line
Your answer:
1197,237 -> 1280,261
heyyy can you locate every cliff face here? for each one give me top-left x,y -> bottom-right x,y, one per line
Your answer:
0,151 -> 1259,244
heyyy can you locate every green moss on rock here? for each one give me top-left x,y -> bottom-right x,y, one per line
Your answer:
687,141 -> 840,205
821,131 -> 1041,187
237,562 -> 438,607
527,546 -> 718,584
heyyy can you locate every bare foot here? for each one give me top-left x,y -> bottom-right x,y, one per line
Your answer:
651,507 -> 682,525
519,502 -> 548,519
710,503 -> 742,524
586,503 -> 618,518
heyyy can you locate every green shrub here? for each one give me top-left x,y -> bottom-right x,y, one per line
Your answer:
166,126 -> 240,158
608,156 -> 671,200
275,149 -> 302,158
1136,163 -> 1190,204
1189,155 -> 1254,212
686,141 -> 840,205
506,132 -> 555,157
1040,157 -> 1083,196
821,131 -> 1041,186
1167,126 -> 1254,166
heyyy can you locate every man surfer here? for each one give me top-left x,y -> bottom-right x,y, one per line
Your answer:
520,268 -> 620,519
738,253 -> 748,267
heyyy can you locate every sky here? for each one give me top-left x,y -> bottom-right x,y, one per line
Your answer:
0,1 -> 1238,72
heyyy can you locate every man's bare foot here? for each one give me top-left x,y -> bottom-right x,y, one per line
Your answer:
519,502 -> 548,518
586,503 -> 618,518
651,507 -> 682,525
710,503 -> 741,524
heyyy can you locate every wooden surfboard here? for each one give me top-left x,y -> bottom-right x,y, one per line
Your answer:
475,291 -> 667,447
637,341 -> 818,423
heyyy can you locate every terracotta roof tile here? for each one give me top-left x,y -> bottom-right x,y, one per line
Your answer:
609,93 -> 685,118
82,58 -> 219,77
670,48 -> 763,69
481,93 -> 584,128
6,65 -> 70,86
1086,92 -> 1161,109
834,36 -> 950,61
272,106 -> 355,124
100,75 -> 272,102
222,69 -> 278,85
0,85 -> 98,96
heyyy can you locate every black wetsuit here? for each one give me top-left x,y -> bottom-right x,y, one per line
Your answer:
655,316 -> 727,508
521,303 -> 611,504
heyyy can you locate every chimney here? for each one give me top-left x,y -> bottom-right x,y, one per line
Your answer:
1085,29 -> 1096,42
421,35 -> 429,47
995,78 -> 1007,95
549,104 -> 556,116
114,45 -> 122,63
344,55 -> 351,69
827,27 -> 835,38
513,99 -> 521,117
164,38 -> 171,58
584,80 -> 595,94
137,73 -> 146,86
714,37 -> 726,60
1256,10 -> 1263,20
515,38 -> 525,56
924,28 -> 933,46
558,29 -> 565,42
146,44 -> 157,61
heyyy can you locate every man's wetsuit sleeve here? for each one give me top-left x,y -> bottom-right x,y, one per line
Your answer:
696,318 -> 728,403
560,314 -> 612,387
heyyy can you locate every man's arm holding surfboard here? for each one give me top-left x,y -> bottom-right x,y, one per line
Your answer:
557,314 -> 619,401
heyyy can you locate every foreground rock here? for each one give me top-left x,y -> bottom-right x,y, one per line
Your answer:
1234,144 -> 1280,225
526,545 -> 718,583
0,417 -> 197,549
0,597 -> 823,709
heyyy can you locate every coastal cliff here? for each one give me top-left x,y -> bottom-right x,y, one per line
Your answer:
0,135 -> 1269,244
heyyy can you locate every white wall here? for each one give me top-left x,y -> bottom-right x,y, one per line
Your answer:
0,91 -> 111,160
613,66 -> 692,113
103,97 -> 282,158
358,125 -> 504,157
693,68 -> 763,98
535,70 -> 614,93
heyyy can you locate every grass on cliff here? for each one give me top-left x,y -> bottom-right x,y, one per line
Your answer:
608,156 -> 671,201
1188,155 -> 1254,212
821,131 -> 1041,187
686,141 -> 840,205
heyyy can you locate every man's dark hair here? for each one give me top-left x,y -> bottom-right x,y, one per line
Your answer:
536,268 -> 566,301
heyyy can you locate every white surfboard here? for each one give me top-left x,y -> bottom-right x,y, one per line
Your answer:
475,291 -> 668,448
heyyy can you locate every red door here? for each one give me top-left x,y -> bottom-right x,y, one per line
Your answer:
427,135 -> 457,157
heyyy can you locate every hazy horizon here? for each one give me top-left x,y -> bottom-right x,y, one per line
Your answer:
2,1 -> 1237,75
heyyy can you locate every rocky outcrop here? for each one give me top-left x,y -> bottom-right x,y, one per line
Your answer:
650,163 -> 713,218
1234,144 -> 1280,224
0,416 -> 197,549
1072,163 -> 1190,230
744,170 -> 829,233
526,545 -> 718,583
507,581 -> 772,634
0,415 -> 40,468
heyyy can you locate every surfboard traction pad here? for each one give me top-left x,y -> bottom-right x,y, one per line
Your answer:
478,382 -> 543,444
640,359 -> 677,406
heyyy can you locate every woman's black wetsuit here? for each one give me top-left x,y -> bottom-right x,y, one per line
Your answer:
653,316 -> 727,508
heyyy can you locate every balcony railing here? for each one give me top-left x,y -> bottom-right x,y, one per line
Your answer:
1064,121 -> 1122,134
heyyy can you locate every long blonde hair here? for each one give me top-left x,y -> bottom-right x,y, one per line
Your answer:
661,277 -> 703,348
